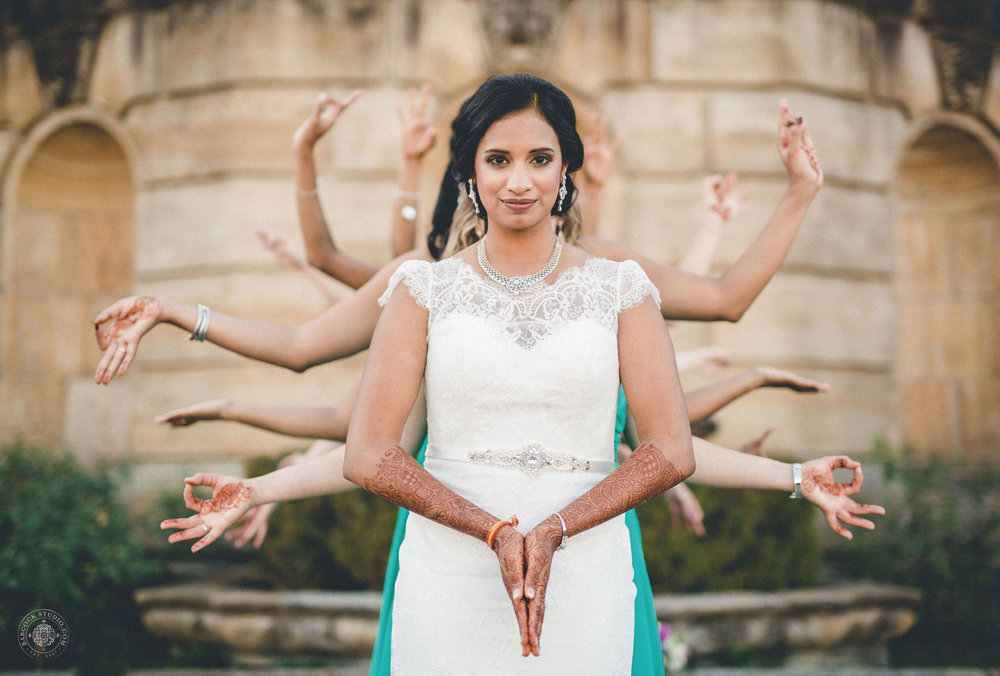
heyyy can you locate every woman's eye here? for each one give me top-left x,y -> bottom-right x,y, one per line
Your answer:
487,155 -> 508,165
531,155 -> 553,165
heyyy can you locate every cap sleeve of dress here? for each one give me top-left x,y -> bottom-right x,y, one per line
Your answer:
379,259 -> 432,310
616,259 -> 661,313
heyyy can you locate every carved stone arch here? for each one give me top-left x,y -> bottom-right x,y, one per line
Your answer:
894,112 -> 1000,459
1,107 -> 137,457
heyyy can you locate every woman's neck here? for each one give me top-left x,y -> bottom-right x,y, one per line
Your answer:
481,220 -> 559,276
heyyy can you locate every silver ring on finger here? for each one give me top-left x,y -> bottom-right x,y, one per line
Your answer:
116,346 -> 126,353
202,523 -> 209,534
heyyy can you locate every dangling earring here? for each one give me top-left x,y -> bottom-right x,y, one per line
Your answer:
557,174 -> 568,213
467,178 -> 480,215
474,220 -> 485,238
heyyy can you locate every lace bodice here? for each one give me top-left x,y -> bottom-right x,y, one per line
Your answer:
380,256 -> 659,473
381,256 -> 658,348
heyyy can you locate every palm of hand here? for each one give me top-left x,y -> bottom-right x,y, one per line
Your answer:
93,295 -> 160,384
402,119 -> 436,158
161,474 -> 255,553
801,457 -> 885,539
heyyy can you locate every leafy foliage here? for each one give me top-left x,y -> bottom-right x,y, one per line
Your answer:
832,443 -> 1000,667
638,482 -> 822,592
0,441 -> 166,675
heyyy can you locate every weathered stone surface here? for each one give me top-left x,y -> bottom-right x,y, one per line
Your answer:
153,2 -> 390,93
551,0 -> 650,95
651,0 -> 873,94
601,88 -> 706,174
709,179 -> 894,275
201,611 -> 276,652
387,0 -> 487,94
63,376 -> 134,465
710,273 -> 895,365
88,13 -> 161,115
135,179 -> 305,272
872,19 -> 941,117
984,47 -> 1000,131
704,367 -> 897,457
0,39 -> 46,130
611,176 -> 707,264
709,92 -> 908,186
136,583 -> 920,664
125,90 -> 305,182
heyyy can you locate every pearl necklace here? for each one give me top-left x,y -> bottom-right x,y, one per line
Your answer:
477,236 -> 563,295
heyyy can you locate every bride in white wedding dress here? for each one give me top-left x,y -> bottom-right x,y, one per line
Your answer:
341,75 -> 695,674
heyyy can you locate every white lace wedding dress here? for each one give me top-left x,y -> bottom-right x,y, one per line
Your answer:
379,254 -> 659,675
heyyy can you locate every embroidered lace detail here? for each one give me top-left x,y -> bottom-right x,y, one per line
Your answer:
380,256 -> 659,349
617,259 -> 662,311
468,443 -> 592,477
379,259 -> 433,309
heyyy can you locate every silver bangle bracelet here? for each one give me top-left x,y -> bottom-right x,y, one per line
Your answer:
554,512 -> 568,550
189,304 -> 211,342
789,463 -> 803,499
392,187 -> 420,201
296,186 -> 318,197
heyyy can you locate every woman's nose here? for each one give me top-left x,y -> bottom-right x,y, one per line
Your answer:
506,165 -> 531,192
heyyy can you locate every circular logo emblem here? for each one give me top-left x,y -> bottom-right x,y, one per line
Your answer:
18,609 -> 69,659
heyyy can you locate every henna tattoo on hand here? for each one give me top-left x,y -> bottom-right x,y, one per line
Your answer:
188,481 -> 253,514
559,442 -> 687,537
106,296 -> 156,340
363,445 -> 496,541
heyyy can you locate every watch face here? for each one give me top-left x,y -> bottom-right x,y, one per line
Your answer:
401,204 -> 417,221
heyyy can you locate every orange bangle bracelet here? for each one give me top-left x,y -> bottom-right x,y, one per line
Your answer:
486,515 -> 519,550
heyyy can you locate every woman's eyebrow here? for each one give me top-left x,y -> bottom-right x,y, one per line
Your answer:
481,147 -> 555,154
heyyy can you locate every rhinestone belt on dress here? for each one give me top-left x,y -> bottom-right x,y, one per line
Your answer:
468,443 -> 594,478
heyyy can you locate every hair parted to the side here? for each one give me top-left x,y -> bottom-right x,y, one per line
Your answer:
428,73 -> 585,259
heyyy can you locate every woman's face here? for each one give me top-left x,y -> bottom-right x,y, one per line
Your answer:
473,109 -> 566,232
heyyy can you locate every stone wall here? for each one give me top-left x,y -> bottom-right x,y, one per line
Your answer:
1,0 -> 998,507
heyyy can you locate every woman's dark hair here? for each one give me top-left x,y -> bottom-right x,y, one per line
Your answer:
428,74 -> 584,259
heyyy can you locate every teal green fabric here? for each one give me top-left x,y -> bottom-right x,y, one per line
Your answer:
369,389 -> 663,675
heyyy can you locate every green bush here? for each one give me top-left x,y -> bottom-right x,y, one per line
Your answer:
0,441 -> 167,675
638,482 -> 822,592
243,454 -> 399,591
832,444 -> 1000,668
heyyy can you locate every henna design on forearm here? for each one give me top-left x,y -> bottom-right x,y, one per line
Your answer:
363,444 -> 496,541
559,442 -> 686,537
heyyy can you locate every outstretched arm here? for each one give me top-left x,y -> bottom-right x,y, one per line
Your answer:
684,365 -> 829,424
390,84 -> 437,256
92,249 -> 428,385
293,90 -> 380,288
580,99 -> 822,321
155,390 -> 356,441
155,378 -> 428,449
686,436 -> 884,539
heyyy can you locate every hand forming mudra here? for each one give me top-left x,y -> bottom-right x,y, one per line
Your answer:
160,473 -> 256,553
799,456 -> 884,539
